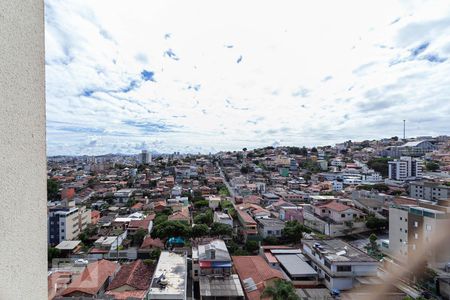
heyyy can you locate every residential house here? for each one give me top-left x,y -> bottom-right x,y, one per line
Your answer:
257,218 -> 285,238
60,260 -> 119,297
192,240 -> 245,300
105,259 -> 154,300
213,211 -> 233,227
302,239 -> 379,291
232,256 -> 284,300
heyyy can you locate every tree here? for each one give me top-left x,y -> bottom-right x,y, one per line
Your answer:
262,279 -> 300,300
282,220 -> 304,243
48,246 -> 61,263
149,248 -> 161,260
240,165 -> 249,174
366,215 -> 388,230
426,161 -> 439,172
152,221 -> 191,240
133,228 -> 147,246
194,200 -> 209,209
263,236 -> 280,245
47,179 -> 59,200
367,157 -> 390,177
365,233 -> 383,259
311,147 -> 318,153
210,222 -> 233,237
194,210 -> 213,226
154,214 -> 168,225
245,240 -> 259,253
242,147 -> 247,152
192,224 -> 210,238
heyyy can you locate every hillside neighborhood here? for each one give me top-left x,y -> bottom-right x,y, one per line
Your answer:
47,135 -> 450,300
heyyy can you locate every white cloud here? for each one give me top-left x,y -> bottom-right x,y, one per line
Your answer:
46,0 -> 450,155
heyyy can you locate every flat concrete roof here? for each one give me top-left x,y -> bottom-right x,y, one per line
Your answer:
148,251 -> 186,299
55,240 -> 81,250
276,254 -> 317,277
199,274 -> 244,297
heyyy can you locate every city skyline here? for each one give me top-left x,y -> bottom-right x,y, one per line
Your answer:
46,0 -> 450,155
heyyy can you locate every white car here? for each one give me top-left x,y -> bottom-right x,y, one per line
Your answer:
74,259 -> 88,266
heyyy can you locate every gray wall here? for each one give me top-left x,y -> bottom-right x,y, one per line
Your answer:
0,0 -> 47,299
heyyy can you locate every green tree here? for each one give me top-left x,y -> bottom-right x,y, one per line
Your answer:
367,157 -> 390,177
282,220 -> 304,243
133,228 -> 147,246
263,236 -> 280,245
152,221 -> 191,240
194,200 -> 209,209
245,240 -> 259,253
48,246 -> 61,263
194,209 -> 213,225
426,161 -> 440,172
149,248 -> 161,260
262,279 -> 300,300
366,215 -> 388,230
154,214 -> 168,225
210,222 -> 233,237
240,165 -> 249,174
192,224 -> 210,238
47,179 -> 59,200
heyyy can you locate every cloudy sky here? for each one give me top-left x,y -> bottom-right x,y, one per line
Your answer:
46,0 -> 450,155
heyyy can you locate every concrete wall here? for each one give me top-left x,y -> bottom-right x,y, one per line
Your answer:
0,0 -> 47,299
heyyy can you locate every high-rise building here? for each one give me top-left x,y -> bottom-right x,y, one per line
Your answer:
139,149 -> 151,165
48,206 -> 91,245
388,156 -> 423,181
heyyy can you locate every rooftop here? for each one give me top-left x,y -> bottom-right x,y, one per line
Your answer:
303,239 -> 378,263
107,259 -> 154,291
257,218 -> 285,227
55,240 -> 81,251
148,251 -> 186,298
198,239 -> 231,261
199,274 -> 244,298
275,254 -> 318,277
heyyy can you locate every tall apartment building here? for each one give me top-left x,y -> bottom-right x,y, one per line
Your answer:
388,199 -> 450,268
48,206 -> 91,245
139,149 -> 151,165
388,156 -> 423,181
409,181 -> 450,201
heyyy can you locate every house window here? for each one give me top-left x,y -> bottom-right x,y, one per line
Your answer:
341,214 -> 345,218
405,218 -> 407,222
337,265 -> 351,272
322,209 -> 325,213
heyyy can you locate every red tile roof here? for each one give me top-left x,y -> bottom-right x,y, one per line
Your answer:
61,260 -> 119,296
232,256 -> 284,300
107,260 -> 154,291
128,219 -> 151,230
317,200 -> 352,212
104,290 -> 147,300
140,237 -> 164,249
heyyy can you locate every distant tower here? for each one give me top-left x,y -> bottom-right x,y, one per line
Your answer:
140,150 -> 151,165
403,120 -> 406,140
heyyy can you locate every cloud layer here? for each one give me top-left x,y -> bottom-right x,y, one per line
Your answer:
46,0 -> 450,155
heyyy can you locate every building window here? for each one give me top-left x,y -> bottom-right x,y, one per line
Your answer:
415,233 -> 419,239
400,239 -> 402,242
400,228 -> 402,232
341,214 -> 345,218
400,217 -> 402,220
325,274 -> 330,282
405,218 -> 407,222
414,221 -> 419,227
337,265 -> 351,272
426,225 -> 432,231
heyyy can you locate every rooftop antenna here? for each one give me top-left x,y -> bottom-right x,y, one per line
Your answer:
403,120 -> 406,140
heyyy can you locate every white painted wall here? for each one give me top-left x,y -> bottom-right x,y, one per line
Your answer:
0,0 -> 47,298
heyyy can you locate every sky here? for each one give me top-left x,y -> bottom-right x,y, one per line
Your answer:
45,0 -> 450,156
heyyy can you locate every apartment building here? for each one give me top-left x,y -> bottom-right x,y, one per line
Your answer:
302,239 -> 379,291
409,181 -> 450,201
48,206 -> 91,245
388,156 -> 423,181
389,200 -> 450,268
